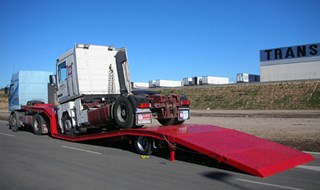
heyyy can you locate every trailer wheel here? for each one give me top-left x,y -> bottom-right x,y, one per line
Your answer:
158,118 -> 175,126
62,114 -> 75,136
113,97 -> 134,129
133,136 -> 153,155
9,113 -> 18,132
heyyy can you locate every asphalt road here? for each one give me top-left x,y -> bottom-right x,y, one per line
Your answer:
0,120 -> 319,190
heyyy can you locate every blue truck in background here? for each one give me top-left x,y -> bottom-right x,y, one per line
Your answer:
9,71 -> 53,111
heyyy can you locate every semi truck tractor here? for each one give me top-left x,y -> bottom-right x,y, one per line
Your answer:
9,44 -> 190,136
8,71 -> 53,134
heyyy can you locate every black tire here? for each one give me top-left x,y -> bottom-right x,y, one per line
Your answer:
62,114 -> 76,136
132,123 -> 144,129
113,97 -> 134,129
133,136 -> 153,155
128,95 -> 146,129
8,115 -> 12,130
33,114 -> 44,135
9,113 -> 18,132
158,118 -> 175,126
173,118 -> 185,125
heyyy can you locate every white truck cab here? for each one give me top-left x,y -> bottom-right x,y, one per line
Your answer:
55,44 -> 151,135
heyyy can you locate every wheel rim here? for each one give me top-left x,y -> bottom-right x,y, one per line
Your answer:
64,120 -> 72,131
11,116 -> 17,126
117,103 -> 128,122
137,137 -> 149,151
34,119 -> 39,131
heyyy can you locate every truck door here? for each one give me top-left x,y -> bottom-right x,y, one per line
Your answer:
57,58 -> 77,103
57,61 -> 69,102
66,61 -> 76,98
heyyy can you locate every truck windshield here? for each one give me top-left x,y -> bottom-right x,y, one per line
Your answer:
58,61 -> 67,83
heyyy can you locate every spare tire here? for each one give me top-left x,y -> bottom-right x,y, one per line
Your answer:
113,97 -> 134,129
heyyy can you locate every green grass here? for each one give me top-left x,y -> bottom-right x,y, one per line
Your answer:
156,80 -> 320,110
1,81 -> 319,110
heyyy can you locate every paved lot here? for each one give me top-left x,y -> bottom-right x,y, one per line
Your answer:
0,120 -> 319,190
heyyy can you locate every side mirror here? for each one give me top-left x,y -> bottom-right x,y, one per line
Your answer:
49,75 -> 57,86
4,86 -> 9,95
8,84 -> 14,98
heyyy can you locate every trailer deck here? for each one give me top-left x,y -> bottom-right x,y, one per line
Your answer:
25,104 -> 315,178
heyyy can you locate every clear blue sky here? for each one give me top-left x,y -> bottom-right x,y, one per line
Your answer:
1,0 -> 319,87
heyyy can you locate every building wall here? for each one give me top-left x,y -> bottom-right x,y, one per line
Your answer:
260,60 -> 320,82
260,43 -> 320,82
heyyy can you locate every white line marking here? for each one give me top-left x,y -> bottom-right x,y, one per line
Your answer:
303,151 -> 320,155
0,132 -> 15,137
296,165 -> 320,172
62,145 -> 102,155
235,178 -> 304,190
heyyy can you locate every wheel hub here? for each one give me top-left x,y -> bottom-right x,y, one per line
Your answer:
64,120 -> 72,131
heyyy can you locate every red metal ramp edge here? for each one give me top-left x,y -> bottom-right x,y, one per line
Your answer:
130,124 -> 315,177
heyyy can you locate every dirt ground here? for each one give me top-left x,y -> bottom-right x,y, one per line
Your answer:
184,110 -> 320,152
1,109 -> 319,151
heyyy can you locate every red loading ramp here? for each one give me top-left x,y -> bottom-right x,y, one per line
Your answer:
49,120 -> 314,177
134,124 -> 315,177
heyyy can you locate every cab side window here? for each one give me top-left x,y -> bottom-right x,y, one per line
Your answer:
58,61 -> 67,83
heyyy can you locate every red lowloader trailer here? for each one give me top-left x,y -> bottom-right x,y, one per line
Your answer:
12,102 -> 315,178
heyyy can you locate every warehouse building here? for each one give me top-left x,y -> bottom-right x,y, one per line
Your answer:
183,76 -> 229,86
236,73 -> 260,83
131,82 -> 149,89
149,80 -> 182,88
183,77 -> 202,86
260,43 -> 320,82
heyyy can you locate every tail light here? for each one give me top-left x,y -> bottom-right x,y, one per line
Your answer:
137,103 -> 150,109
181,100 -> 190,106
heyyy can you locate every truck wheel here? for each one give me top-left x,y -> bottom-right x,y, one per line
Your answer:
113,97 -> 134,129
9,113 -> 18,132
133,136 -> 153,155
33,114 -> 44,135
158,118 -> 175,126
62,114 -> 75,136
173,118 -> 184,125
128,95 -> 144,129
132,123 -> 144,129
